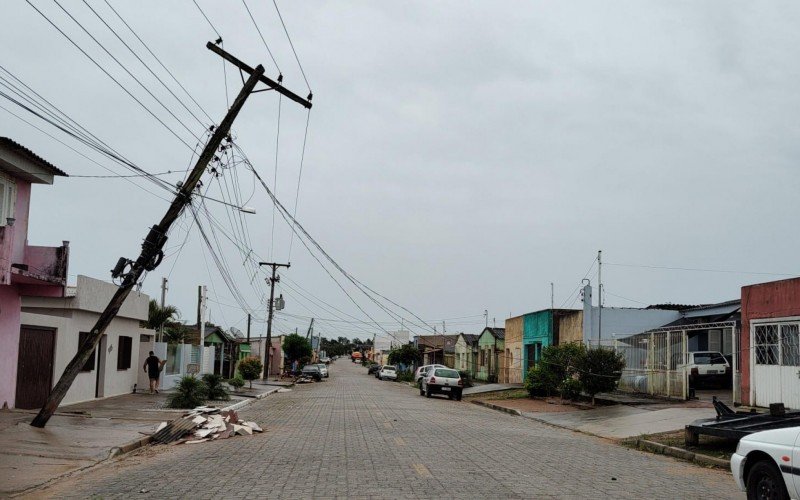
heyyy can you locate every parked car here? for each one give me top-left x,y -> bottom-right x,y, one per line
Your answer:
368,364 -> 382,376
301,365 -> 323,381
414,364 -> 446,384
316,363 -> 329,378
420,367 -> 463,400
731,426 -> 800,499
373,365 -> 384,378
378,365 -> 398,381
320,357 -> 331,364
683,351 -> 731,388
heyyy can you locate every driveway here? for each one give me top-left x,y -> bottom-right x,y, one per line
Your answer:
30,361 -> 743,499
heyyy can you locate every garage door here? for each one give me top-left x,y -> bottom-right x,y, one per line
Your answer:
752,322 -> 800,409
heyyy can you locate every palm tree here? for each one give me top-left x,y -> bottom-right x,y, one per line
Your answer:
145,299 -> 180,334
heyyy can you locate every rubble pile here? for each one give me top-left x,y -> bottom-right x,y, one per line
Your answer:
152,406 -> 263,445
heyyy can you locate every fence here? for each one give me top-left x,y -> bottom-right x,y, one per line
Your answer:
613,331 -> 687,399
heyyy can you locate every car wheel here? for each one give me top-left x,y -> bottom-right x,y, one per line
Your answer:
747,459 -> 789,500
425,386 -> 432,398
419,385 -> 424,396
455,391 -> 462,401
448,393 -> 453,400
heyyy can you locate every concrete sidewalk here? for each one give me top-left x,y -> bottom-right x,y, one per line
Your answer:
478,397 -> 718,440
0,386 -> 279,496
462,383 -> 523,396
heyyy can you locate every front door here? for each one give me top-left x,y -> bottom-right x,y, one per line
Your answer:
15,327 -> 56,409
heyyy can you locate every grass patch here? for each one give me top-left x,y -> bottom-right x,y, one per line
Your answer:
466,389 -> 530,400
624,430 -> 738,461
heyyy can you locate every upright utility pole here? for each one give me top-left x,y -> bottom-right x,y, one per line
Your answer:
159,277 -> 168,342
484,309 -> 488,328
246,313 -> 251,343
259,262 -> 290,381
31,63 -> 267,428
598,250 -> 603,347
198,285 -> 207,346
550,282 -> 554,310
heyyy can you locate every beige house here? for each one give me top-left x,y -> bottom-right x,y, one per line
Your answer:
20,275 -> 150,407
558,310 -> 583,344
502,316 -> 524,384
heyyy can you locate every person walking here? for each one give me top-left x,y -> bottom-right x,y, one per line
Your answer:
143,351 -> 166,394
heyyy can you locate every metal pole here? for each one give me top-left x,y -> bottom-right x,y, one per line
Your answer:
259,262 -> 290,381
597,250 -> 602,347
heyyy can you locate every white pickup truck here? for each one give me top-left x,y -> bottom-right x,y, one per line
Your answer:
731,426 -> 800,499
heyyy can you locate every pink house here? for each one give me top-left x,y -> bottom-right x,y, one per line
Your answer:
0,138 -> 68,409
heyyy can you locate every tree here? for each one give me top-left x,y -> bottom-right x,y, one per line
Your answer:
283,334 -> 312,365
577,347 -> 626,405
162,323 -> 190,344
238,356 -> 263,388
144,299 -> 180,330
525,343 -> 587,400
387,344 -> 422,369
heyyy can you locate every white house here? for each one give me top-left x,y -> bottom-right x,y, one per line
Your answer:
20,275 -> 151,407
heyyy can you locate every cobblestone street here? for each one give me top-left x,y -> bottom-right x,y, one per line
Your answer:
32,362 -> 743,499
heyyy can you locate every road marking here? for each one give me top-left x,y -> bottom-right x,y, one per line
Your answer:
394,437 -> 405,446
412,463 -> 432,478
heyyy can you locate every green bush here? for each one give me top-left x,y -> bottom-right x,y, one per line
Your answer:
167,375 -> 206,409
388,344 -> 422,366
523,365 -> 551,397
202,373 -> 230,401
228,375 -> 245,391
238,356 -> 263,388
396,370 -> 414,383
559,377 -> 582,400
577,347 -> 626,404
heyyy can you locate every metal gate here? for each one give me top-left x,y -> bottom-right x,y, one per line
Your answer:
615,331 -> 687,399
15,327 -> 55,409
752,321 -> 800,408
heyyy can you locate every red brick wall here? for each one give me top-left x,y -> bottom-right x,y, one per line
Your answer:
740,277 -> 800,405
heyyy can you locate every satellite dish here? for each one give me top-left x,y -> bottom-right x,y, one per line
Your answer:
230,327 -> 244,338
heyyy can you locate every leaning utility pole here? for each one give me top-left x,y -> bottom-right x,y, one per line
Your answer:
259,262 -> 290,381
32,41 -> 311,428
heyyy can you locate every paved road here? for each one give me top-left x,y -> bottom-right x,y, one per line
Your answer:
33,361 -> 742,499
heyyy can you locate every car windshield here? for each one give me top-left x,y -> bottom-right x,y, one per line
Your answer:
302,366 -> 318,371
383,366 -> 396,371
694,353 -> 726,365
434,369 -> 459,378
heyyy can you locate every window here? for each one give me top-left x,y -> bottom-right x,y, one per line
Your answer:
78,331 -> 96,371
433,369 -> 460,378
117,336 -> 132,370
166,343 -> 182,375
781,324 -> 800,366
0,174 -> 16,226
754,325 -> 779,365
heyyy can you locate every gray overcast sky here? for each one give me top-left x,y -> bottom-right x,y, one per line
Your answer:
2,1 -> 799,341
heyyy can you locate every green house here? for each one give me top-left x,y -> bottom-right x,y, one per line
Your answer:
475,327 -> 505,382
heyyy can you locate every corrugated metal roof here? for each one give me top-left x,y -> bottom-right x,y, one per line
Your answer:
0,137 -> 68,177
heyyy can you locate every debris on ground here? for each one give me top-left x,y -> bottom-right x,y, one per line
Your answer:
295,376 -> 314,384
151,407 -> 263,445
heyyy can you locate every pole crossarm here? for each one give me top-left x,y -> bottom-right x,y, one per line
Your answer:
207,42 -> 312,109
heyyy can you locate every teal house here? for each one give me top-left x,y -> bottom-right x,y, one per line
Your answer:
522,309 -> 578,374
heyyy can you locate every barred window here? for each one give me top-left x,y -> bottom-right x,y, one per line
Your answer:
754,325 -> 778,365
780,324 -> 800,366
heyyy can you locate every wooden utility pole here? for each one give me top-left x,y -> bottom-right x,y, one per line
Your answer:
32,40 -> 312,427
259,262 -> 290,381
159,277 -> 168,342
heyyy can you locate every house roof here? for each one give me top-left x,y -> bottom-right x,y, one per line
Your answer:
460,333 -> 479,344
0,137 -> 68,178
417,334 -> 459,352
481,327 -> 505,340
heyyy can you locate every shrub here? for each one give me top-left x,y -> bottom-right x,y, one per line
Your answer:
238,356 -> 263,388
167,375 -> 206,409
523,365 -> 552,397
559,377 -> 582,401
202,373 -> 230,401
577,347 -> 626,405
228,375 -> 245,391
396,370 -> 414,383
388,344 -> 422,366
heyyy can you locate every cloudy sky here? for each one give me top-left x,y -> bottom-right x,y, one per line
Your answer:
2,1 -> 799,341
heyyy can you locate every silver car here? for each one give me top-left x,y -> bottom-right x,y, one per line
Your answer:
420,367 -> 463,401
316,363 -> 329,378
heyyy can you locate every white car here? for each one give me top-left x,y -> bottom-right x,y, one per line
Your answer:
414,364 -> 446,384
731,426 -> 800,499
378,365 -> 397,381
420,367 -> 463,401
316,364 -> 329,378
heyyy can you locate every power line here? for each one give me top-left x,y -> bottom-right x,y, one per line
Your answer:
271,0 -> 311,92
287,109 -> 310,261
69,170 -> 179,178
270,95 -> 281,260
241,0 -> 282,74
102,0 -> 214,123
24,0 -> 197,151
190,0 -> 221,39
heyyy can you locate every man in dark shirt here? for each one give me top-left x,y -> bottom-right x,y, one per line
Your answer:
143,351 -> 165,394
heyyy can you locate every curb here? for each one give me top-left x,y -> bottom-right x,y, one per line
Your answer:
471,400 -> 522,416
636,439 -> 731,469
222,386 -> 282,412
108,435 -> 152,459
